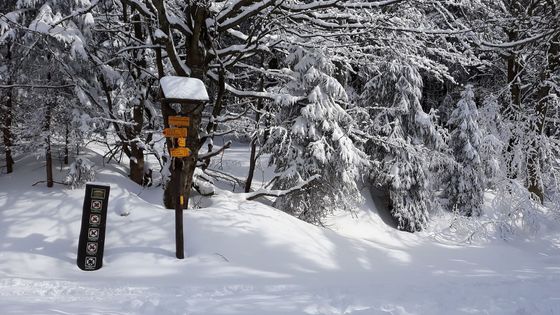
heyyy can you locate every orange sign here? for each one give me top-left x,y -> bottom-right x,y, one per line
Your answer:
168,116 -> 190,127
163,128 -> 187,138
171,147 -> 191,158
177,138 -> 186,147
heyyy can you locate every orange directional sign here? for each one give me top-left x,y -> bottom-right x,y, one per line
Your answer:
178,138 -> 186,147
171,147 -> 191,158
163,128 -> 187,138
169,116 -> 190,127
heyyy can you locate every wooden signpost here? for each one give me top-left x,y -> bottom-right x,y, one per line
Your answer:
163,127 -> 188,138
160,77 -> 209,260
177,138 -> 186,147
170,147 -> 191,158
168,116 -> 190,127
77,184 -> 110,271
163,115 -> 192,259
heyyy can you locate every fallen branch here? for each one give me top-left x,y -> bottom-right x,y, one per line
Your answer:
0,83 -> 75,89
204,168 -> 246,188
246,174 -> 321,201
197,141 -> 232,160
32,180 -> 67,186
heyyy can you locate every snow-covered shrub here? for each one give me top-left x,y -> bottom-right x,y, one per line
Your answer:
491,180 -> 544,240
65,156 -> 95,189
445,85 -> 484,216
433,180 -> 548,244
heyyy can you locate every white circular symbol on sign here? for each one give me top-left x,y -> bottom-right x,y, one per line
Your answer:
91,200 -> 102,211
89,214 -> 100,225
85,256 -> 97,269
86,242 -> 98,255
88,228 -> 99,241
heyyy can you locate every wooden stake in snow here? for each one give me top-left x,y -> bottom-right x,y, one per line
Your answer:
160,76 -> 209,260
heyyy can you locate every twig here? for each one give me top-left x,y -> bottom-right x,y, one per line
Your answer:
32,180 -> 67,186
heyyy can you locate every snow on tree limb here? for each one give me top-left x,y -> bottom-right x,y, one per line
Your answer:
246,174 -> 321,201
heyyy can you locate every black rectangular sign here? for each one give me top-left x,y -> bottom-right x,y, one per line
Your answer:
77,184 -> 110,271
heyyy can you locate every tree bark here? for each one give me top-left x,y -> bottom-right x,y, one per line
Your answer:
45,104 -> 53,188
127,12 -> 147,186
504,29 -> 522,179
245,61 -> 266,193
2,85 -> 14,174
129,102 -> 145,185
2,41 -> 15,174
527,33 -> 559,203
64,122 -> 69,165
162,101 -> 204,209
158,0 -> 211,209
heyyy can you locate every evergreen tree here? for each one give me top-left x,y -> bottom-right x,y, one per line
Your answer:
446,85 -> 484,216
361,60 -> 445,232
264,47 -> 367,224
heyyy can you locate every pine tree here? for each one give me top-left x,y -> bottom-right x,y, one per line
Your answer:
446,85 -> 484,216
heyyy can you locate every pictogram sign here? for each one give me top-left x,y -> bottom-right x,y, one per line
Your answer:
89,214 -> 101,226
87,227 -> 99,241
86,242 -> 98,255
91,200 -> 102,212
85,256 -> 97,270
77,184 -> 110,271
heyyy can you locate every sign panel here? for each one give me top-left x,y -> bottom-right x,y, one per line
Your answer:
77,184 -> 110,271
163,128 -> 188,138
177,138 -> 186,147
171,147 -> 192,158
168,116 -> 190,127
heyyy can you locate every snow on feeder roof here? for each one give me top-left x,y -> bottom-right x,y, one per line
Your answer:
160,76 -> 209,102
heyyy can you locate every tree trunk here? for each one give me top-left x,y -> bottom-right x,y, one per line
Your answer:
163,102 -> 204,209
2,85 -> 14,174
45,104 -> 53,188
129,103 -> 145,185
158,0 -> 211,209
127,12 -> 147,186
2,42 -> 14,174
527,33 -> 559,204
245,66 -> 266,193
245,137 -> 258,193
504,29 -> 522,179
64,122 -> 69,165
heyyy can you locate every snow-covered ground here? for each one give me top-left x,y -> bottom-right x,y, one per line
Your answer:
1,146 -> 560,315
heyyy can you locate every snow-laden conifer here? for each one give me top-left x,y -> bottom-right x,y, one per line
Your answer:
360,60 -> 445,232
264,47 -> 367,224
446,85 -> 484,216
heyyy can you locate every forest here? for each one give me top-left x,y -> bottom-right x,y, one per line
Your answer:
1,0 -> 559,233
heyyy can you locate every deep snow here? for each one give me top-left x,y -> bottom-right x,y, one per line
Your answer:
0,145 -> 560,315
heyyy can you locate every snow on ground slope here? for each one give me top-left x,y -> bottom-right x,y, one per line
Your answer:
0,147 -> 560,314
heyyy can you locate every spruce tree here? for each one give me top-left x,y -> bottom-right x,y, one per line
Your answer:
447,85 -> 484,216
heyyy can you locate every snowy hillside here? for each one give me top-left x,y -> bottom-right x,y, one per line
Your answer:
1,147 -> 560,315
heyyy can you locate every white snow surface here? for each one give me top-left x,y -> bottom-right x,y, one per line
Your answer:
1,146 -> 560,314
160,76 -> 209,102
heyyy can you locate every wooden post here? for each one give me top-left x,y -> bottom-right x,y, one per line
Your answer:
174,158 -> 184,259
160,76 -> 208,260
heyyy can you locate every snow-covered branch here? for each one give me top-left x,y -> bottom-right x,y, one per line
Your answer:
246,175 -> 321,201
